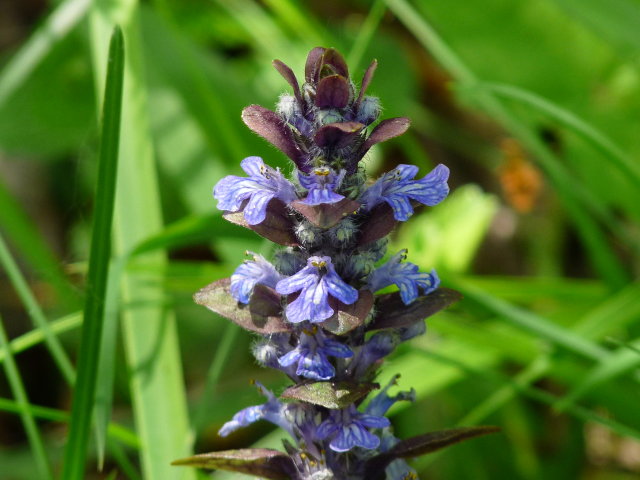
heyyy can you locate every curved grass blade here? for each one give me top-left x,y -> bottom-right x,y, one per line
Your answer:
0,317 -> 53,480
385,0 -> 631,289
60,26 -> 125,480
0,0 -> 90,108
0,234 -> 75,384
480,82 -> 640,191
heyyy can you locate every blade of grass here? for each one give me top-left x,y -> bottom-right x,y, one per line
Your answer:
0,234 -> 75,384
0,317 -> 53,480
89,3 -> 196,478
0,0 -> 90,108
61,26 -> 125,480
480,82 -> 640,192
385,0 -> 630,289
555,336 -> 640,411
0,179 -> 80,309
0,312 -> 81,364
449,277 -> 608,361
347,0 -> 387,72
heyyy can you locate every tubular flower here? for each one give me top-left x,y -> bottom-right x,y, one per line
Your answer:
276,256 -> 358,323
278,327 -> 353,380
298,166 -> 346,205
367,250 -> 440,305
213,156 -> 297,225
316,405 -> 391,452
360,164 -> 450,221
230,252 -> 282,304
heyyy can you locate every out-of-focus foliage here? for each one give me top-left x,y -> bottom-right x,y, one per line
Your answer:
1,0 -> 639,479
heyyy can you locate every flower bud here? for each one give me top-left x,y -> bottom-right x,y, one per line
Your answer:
316,108 -> 343,125
356,96 -> 381,125
295,222 -> 321,246
252,339 -> 281,369
331,218 -> 357,246
273,248 -> 306,276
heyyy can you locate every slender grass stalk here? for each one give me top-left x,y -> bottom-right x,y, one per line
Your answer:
0,234 -> 75,384
0,317 -> 53,480
61,26 -> 125,480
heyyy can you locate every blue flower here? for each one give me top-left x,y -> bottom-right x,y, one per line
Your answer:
278,327 -> 353,380
367,250 -> 440,305
219,382 -> 293,438
276,256 -> 358,323
366,375 -> 415,417
298,166 -> 346,205
360,163 -> 449,221
213,156 -> 297,225
230,252 -> 283,304
316,405 -> 390,452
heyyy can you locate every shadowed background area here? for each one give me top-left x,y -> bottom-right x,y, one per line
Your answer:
1,0 -> 640,479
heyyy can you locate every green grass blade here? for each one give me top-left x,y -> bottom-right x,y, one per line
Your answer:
347,0 -> 387,73
555,337 -> 640,411
0,312 -> 81,365
0,234 -> 75,384
90,3 -> 196,478
0,180 -> 80,309
0,0 -> 90,108
450,278 -> 608,361
481,82 -> 640,191
0,317 -> 53,480
61,26 -> 125,480
385,0 -> 631,289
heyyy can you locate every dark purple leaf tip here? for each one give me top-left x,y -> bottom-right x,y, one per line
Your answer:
222,199 -> 299,246
315,75 -> 351,109
359,117 -> 411,158
322,290 -> 374,335
314,122 -> 365,148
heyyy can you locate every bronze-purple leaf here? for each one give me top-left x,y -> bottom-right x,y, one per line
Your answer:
222,200 -> 299,246
357,203 -> 398,246
315,75 -> 350,109
281,381 -> 378,409
172,448 -> 295,479
367,288 -> 462,332
241,105 -> 307,171
314,122 -> 365,149
273,59 -> 303,105
321,48 -> 349,79
355,59 -> 378,108
194,278 -> 291,334
364,426 -> 500,480
291,197 -> 360,229
359,117 -> 411,158
322,290 -> 374,335
305,47 -> 325,83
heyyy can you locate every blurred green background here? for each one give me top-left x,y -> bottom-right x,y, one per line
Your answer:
1,0 -> 640,479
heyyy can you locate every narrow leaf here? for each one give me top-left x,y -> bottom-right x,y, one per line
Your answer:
359,117 -> 411,157
172,449 -> 294,479
61,27 -> 124,480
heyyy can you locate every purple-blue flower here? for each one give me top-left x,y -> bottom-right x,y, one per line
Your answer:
316,405 -> 390,452
213,156 -> 297,225
219,382 -> 293,438
230,252 -> 283,304
276,256 -> 358,323
298,166 -> 346,205
367,250 -> 440,305
360,163 -> 449,221
278,327 -> 353,380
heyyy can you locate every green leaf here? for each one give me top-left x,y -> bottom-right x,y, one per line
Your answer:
61,26 -> 125,480
172,449 -> 294,479
280,381 -> 379,409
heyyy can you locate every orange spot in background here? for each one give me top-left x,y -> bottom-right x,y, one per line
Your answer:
498,138 -> 543,213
